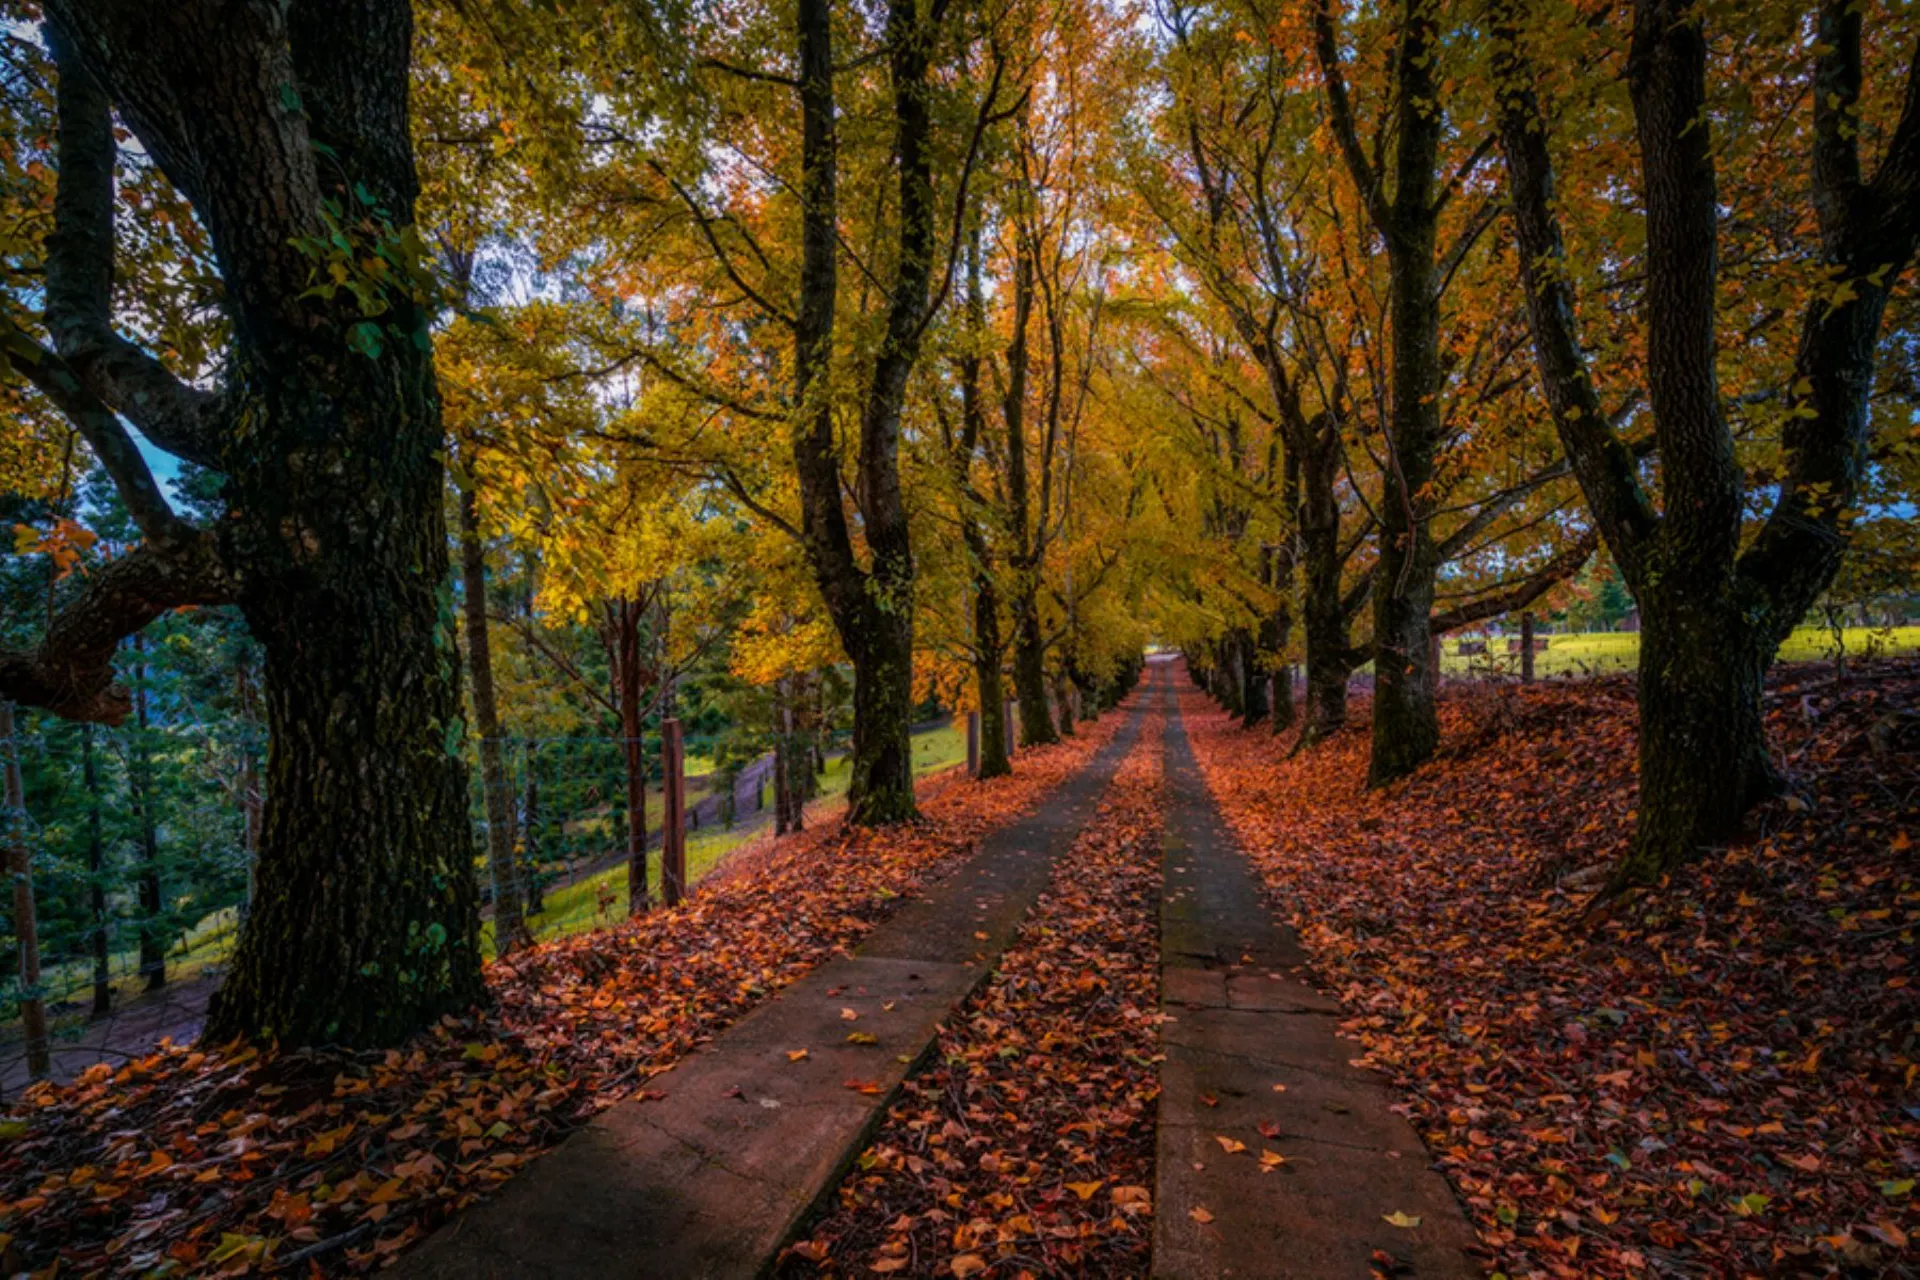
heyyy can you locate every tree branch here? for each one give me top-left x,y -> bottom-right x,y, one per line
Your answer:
0,532 -> 234,724
1429,530 -> 1598,634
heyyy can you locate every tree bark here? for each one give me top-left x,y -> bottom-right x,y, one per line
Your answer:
1011,606 -> 1057,748
973,615 -> 1011,779
84,723 -> 110,1018
129,635 -> 164,992
1271,666 -> 1296,735
457,487 -> 530,952
603,598 -> 650,917
1317,0 -> 1445,787
521,742 -> 543,913
1297,417 -> 1353,744
27,2 -> 487,1048
1492,0 -> 1920,882
3,703 -> 51,1081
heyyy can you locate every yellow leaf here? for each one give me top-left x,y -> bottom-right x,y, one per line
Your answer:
1215,1135 -> 1247,1154
1065,1180 -> 1103,1201
1383,1211 -> 1422,1229
787,1049 -> 810,1062
1190,1206 -> 1215,1224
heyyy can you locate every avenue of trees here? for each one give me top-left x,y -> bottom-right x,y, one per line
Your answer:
2,0 -> 1916,1049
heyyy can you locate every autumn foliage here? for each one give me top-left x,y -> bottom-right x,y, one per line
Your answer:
1184,668 -> 1920,1276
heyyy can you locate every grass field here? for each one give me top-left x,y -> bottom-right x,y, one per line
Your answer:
484,718 -> 969,950
1441,624 -> 1920,679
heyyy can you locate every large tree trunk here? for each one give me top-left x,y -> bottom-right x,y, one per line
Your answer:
1315,0 -> 1444,786
205,346 -> 483,1044
1617,586 -> 1774,884
787,0 -> 928,826
458,488 -> 530,953
845,616 -> 917,823
28,5 -> 486,1048
1363,169 -> 1441,783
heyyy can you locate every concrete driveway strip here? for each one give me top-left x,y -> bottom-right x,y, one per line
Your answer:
1153,689 -> 1481,1279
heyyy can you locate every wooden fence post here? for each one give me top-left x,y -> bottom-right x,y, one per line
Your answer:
967,711 -> 980,777
1521,611 -> 1536,684
662,718 -> 686,907
2,702 -> 50,1082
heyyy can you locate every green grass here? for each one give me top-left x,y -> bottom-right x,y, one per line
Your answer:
1440,624 -> 1920,679
482,719 -> 970,953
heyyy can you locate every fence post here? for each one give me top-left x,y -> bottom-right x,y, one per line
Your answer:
2,702 -> 50,1083
662,718 -> 686,907
967,711 -> 980,777
1521,611 -> 1536,684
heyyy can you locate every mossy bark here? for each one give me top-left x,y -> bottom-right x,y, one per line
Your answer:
204,339 -> 483,1046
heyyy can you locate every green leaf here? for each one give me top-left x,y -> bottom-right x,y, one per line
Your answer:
1880,1179 -> 1915,1199
346,320 -> 385,361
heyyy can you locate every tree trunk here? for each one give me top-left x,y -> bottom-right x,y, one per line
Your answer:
611,602 -> 649,917
1297,421 -> 1352,745
846,616 -> 916,823
129,635 -> 165,993
1240,633 -> 1268,728
1614,588 -> 1774,886
787,0 -> 928,828
1366,190 -> 1442,786
521,742 -> 544,913
1315,0 -> 1444,786
2,703 -> 50,1081
792,671 -> 819,802
84,723 -> 110,1018
973,600 -> 1011,780
203,345 -> 484,1047
29,3 -> 487,1050
457,487 -> 530,952
1011,604 -> 1058,749
1052,670 -> 1076,738
1271,666 -> 1296,735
